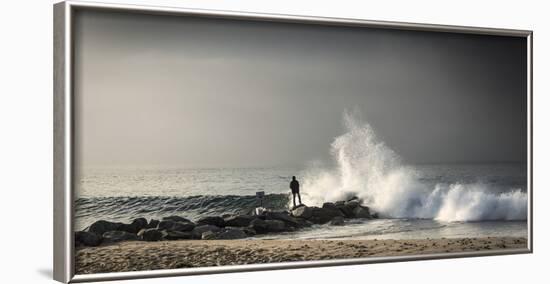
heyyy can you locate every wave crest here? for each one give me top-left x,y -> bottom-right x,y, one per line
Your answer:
301,110 -> 527,221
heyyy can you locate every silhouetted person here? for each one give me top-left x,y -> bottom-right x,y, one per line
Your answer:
290,176 -> 302,208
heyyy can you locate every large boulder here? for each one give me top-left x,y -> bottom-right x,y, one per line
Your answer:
334,201 -> 345,206
294,218 -> 314,228
201,231 -> 217,240
330,216 -> 345,226
137,228 -> 165,242
224,226 -> 256,236
346,199 -> 361,208
249,218 -> 269,234
191,224 -> 221,239
218,228 -> 248,239
75,231 -> 102,247
171,221 -> 195,232
118,223 -> 140,234
264,220 -> 286,232
311,207 -> 344,224
146,219 -> 160,229
322,202 -> 339,211
162,216 -> 191,223
336,200 -> 360,218
163,230 -> 192,240
157,220 -> 173,230
132,218 -> 148,230
224,215 -> 256,227
202,228 -> 247,240
323,202 -> 350,221
291,206 -> 313,219
248,218 -> 286,233
158,220 -> 195,232
335,205 -> 353,218
197,216 -> 225,227
102,231 -> 138,243
114,218 -> 149,235
88,220 -> 123,235
265,211 -> 300,227
353,205 -> 371,218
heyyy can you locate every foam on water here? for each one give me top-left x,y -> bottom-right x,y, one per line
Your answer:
301,110 -> 528,222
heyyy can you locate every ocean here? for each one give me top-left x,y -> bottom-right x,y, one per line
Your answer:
75,163 -> 528,240
75,114 -> 528,240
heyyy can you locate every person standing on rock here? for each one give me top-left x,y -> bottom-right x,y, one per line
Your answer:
290,176 -> 302,208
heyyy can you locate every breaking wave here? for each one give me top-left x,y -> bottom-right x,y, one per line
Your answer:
301,110 -> 528,222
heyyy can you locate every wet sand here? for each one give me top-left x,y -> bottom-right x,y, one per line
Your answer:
75,237 -> 527,274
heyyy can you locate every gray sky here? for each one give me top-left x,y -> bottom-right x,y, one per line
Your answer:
74,10 -> 527,168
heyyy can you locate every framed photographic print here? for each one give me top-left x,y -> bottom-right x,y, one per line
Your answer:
53,1 -> 533,283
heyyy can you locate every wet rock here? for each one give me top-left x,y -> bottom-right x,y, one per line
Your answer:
164,230 -> 192,240
102,231 -> 138,243
265,211 -> 300,227
330,216 -> 345,226
218,228 -> 248,239
118,223 -> 140,234
265,220 -> 286,232
88,220 -> 123,235
336,200 -> 360,218
157,220 -> 174,230
241,227 -> 256,236
162,216 -> 191,223
295,218 -> 314,228
291,205 -> 344,224
309,216 -> 323,224
203,228 -> 248,240
371,213 -> 379,219
172,221 -> 196,232
146,219 -> 159,229
201,231 -> 217,240
334,201 -> 345,206
224,215 -> 256,227
197,216 -> 225,227
310,207 -> 344,224
291,206 -> 313,219
353,205 -> 371,218
249,218 -> 269,234
132,218 -> 148,230
75,231 -> 102,247
225,226 -> 256,236
158,220 -> 195,232
191,224 -> 221,239
247,218 -> 286,234
336,205 -> 353,218
322,202 -> 339,211
138,228 -> 164,242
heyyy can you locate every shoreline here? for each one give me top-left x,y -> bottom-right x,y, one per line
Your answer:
75,237 -> 527,274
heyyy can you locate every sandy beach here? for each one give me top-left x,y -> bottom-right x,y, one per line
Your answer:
75,237 -> 527,274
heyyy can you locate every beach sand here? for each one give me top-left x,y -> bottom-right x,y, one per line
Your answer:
75,237 -> 527,274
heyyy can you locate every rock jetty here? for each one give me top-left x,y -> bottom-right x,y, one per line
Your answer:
75,197 -> 377,247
